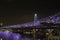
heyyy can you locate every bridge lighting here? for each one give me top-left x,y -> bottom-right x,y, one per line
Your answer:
26,25 -> 28,26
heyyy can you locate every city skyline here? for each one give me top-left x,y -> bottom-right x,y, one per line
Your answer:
0,0 -> 60,26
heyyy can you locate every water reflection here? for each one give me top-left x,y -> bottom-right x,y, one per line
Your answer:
0,30 -> 33,40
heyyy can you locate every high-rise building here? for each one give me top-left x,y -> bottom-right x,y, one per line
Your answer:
34,13 -> 38,26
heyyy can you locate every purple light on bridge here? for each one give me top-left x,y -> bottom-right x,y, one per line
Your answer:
1,13 -> 60,28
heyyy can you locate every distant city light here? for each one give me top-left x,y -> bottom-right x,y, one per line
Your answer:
46,33 -> 49,35
35,13 -> 37,17
0,38 -> 2,40
0,22 -> 3,26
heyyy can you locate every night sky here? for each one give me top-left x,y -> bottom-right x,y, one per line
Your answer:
0,0 -> 60,26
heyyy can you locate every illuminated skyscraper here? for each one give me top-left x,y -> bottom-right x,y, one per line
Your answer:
34,13 -> 38,21
34,13 -> 38,26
